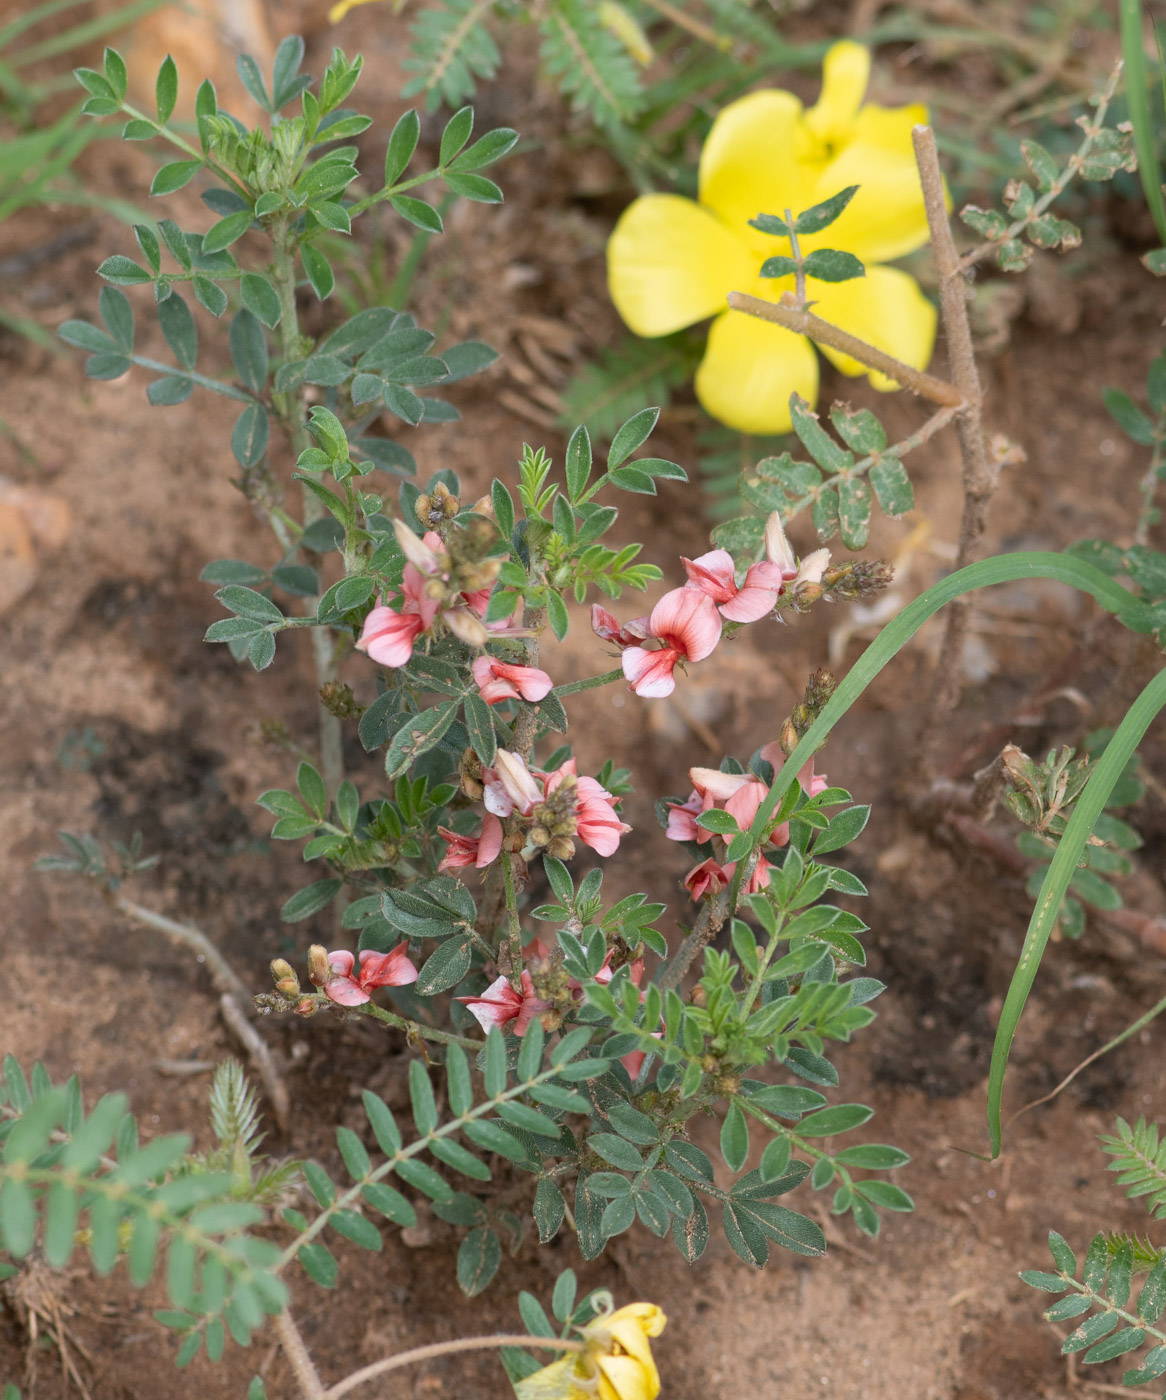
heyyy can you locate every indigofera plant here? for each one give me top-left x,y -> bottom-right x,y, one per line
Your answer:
19,31 -> 920,1389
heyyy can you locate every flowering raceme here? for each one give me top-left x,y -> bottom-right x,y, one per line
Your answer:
606,40 -> 937,434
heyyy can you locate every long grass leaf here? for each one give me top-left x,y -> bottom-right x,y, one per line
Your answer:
986,668 -> 1166,1155
1121,0 -> 1166,244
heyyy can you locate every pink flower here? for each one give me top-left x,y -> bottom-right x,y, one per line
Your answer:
684,857 -> 731,901
591,604 -> 651,649
457,970 -> 550,1036
683,854 -> 772,902
355,564 -> 440,668
570,772 -> 631,858
437,813 -> 503,871
323,944 -> 419,1006
621,587 -> 723,698
483,752 -> 632,857
484,750 -> 545,817
681,548 -> 786,623
664,790 -> 703,843
594,953 -> 645,988
472,655 -> 553,705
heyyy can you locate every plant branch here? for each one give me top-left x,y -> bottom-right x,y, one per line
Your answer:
275,1308 -> 326,1400
726,291 -> 962,408
271,221 -> 344,795
911,125 -> 998,771
658,886 -> 730,992
552,667 -> 625,697
958,60 -> 1123,268
639,0 -> 732,49
512,602 -> 547,759
353,1000 -> 483,1050
113,894 -> 291,1130
501,852 -> 524,984
323,1335 -> 585,1400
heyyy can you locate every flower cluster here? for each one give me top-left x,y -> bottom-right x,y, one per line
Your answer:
667,745 -> 827,901
356,519 -> 522,669
595,512 -> 829,698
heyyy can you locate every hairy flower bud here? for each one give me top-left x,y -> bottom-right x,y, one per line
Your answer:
545,835 -> 576,861
293,996 -> 319,1018
270,958 -> 300,998
307,944 -> 331,987
822,558 -> 894,600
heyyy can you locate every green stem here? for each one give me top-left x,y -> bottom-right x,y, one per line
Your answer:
128,354 -> 253,402
115,100 -> 252,199
354,1001 -> 482,1050
275,1059 -> 578,1270
270,220 -> 344,796
737,908 -> 788,1022
552,668 -> 624,697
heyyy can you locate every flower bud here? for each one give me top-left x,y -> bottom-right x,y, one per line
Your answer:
308,944 -> 331,987
431,481 -> 460,517
294,996 -> 319,1018
546,835 -> 576,861
414,493 -> 432,525
470,494 -> 495,521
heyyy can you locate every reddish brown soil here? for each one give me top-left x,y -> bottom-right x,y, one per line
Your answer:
5,8 -> 1166,1399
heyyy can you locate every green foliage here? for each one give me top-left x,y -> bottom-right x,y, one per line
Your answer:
557,332 -> 698,443
957,67 -> 1132,273
1001,738 -> 1144,939
0,1054 -> 289,1354
1022,1124 -> 1166,1387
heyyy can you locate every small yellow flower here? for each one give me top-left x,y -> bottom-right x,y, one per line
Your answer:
514,1303 -> 667,1400
328,0 -> 385,21
606,41 -> 938,435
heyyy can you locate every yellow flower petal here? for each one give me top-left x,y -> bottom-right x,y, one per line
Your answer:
808,264 -> 937,389
802,40 -> 870,145
802,102 -> 933,264
698,91 -> 814,242
596,1354 -> 660,1400
607,194 -> 756,336
608,1304 -> 667,1339
694,309 -> 819,434
329,0 -> 383,19
513,1356 -> 588,1400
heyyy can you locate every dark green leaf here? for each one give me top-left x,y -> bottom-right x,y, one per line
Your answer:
390,196 -> 443,233
301,244 -> 335,300
280,879 -> 341,923
457,1226 -> 500,1296
803,249 -> 865,282
240,273 -> 282,328
417,935 -> 472,995
229,309 -> 268,393
151,161 -> 202,196
155,55 -> 178,123
794,186 -> 858,234
384,110 -> 421,185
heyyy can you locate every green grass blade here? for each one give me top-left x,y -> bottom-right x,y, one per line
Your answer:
986,667 -> 1166,1156
11,0 -> 165,68
742,551 -> 1147,852
1120,0 -> 1166,245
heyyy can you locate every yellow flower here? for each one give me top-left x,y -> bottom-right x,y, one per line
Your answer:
514,1303 -> 667,1400
606,41 -> 938,435
328,0 -> 385,21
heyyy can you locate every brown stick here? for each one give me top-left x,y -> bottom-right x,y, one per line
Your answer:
727,291 -> 962,408
910,125 -> 999,770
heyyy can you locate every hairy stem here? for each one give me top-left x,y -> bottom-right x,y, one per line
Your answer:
501,852 -> 524,985
911,125 -> 997,770
323,1335 -> 585,1400
275,1308 -> 326,1400
271,222 -> 344,795
727,291 -> 962,407
552,667 -> 625,697
512,602 -> 548,760
353,1000 -> 483,1050
658,887 -> 730,992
